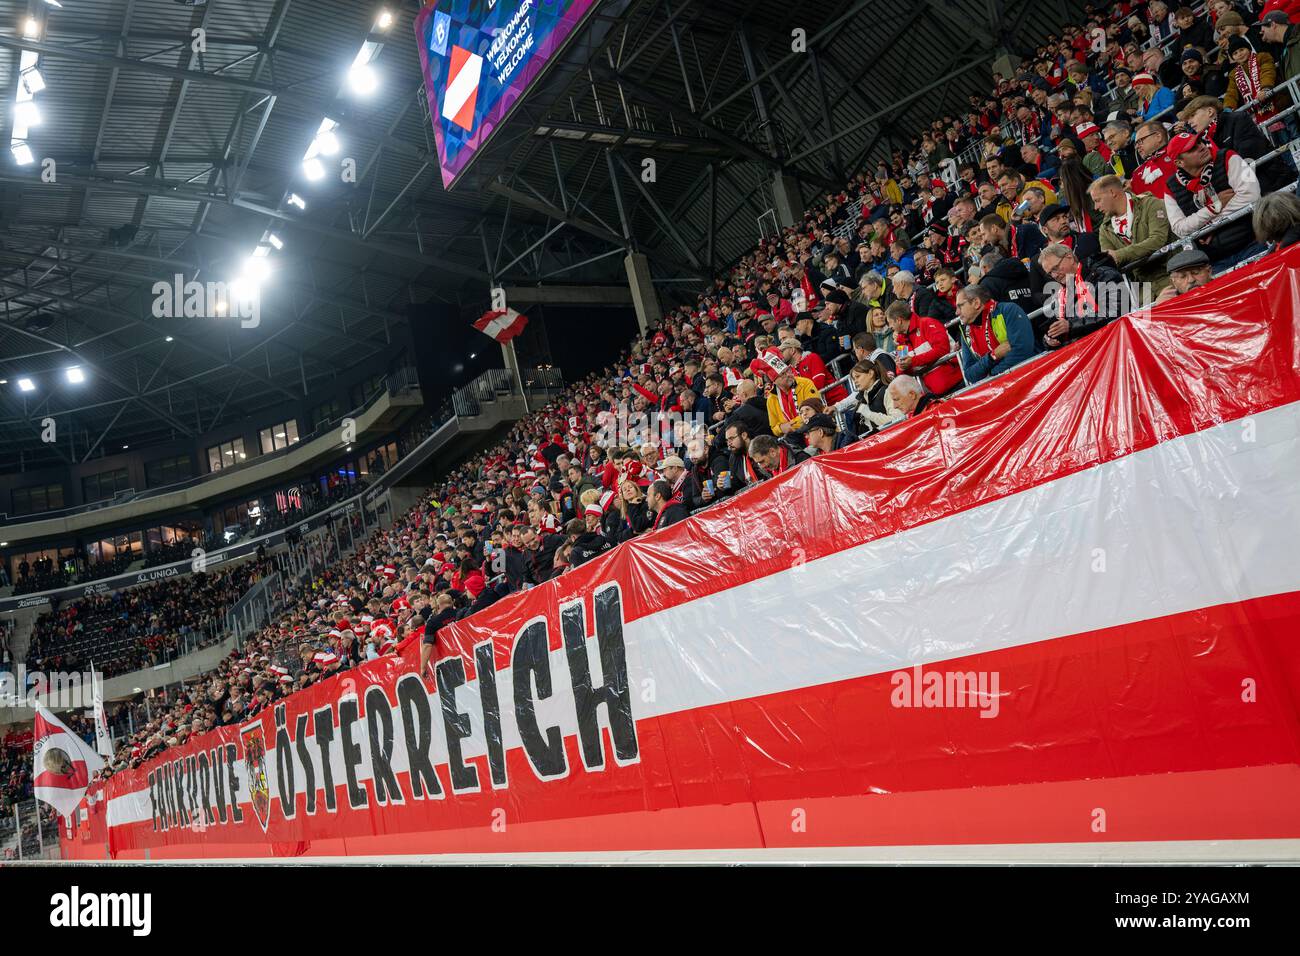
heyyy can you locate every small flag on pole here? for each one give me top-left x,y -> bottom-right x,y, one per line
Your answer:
472,307 -> 528,343
32,703 -> 105,818
91,665 -> 113,759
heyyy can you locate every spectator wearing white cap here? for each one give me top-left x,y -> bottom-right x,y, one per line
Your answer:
659,455 -> 703,513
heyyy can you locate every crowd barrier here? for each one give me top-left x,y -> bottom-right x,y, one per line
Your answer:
61,246 -> 1300,860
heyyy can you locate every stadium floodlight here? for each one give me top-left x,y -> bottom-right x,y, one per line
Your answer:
20,66 -> 45,95
165,335 -> 174,342
252,244 -> 271,258
65,366 -> 85,383
22,18 -> 39,39
347,62 -> 378,95
15,101 -> 41,129
17,377 -> 35,392
314,117 -> 340,155
243,254 -> 271,282
302,156 -> 325,181
375,9 -> 394,31
43,0 -> 63,8
227,277 -> 256,304
11,142 -> 34,165
287,193 -> 306,210
267,233 -> 283,250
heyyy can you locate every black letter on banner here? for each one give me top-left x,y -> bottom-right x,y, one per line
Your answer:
175,759 -> 188,824
338,697 -> 369,809
197,751 -> 212,825
274,704 -> 296,820
437,657 -> 480,793
396,674 -> 443,800
212,747 -> 228,823
175,759 -> 186,825
313,706 -> 338,812
294,714 -> 317,815
365,686 -> 402,804
562,584 -> 640,770
475,641 -> 508,789
148,771 -> 158,831
162,763 -> 173,828
512,618 -> 568,780
188,755 -> 198,820
226,743 -> 244,823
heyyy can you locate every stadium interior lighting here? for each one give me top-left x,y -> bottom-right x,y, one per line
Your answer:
347,42 -> 382,95
17,377 -> 35,392
227,277 -> 255,304
64,366 -> 84,383
375,9 -> 394,31
43,0 -> 63,7
287,193 -> 306,210
11,142 -> 34,165
347,61 -> 378,95
243,255 -> 271,284
164,335 -> 174,342
267,233 -> 283,250
22,18 -> 39,39
312,117 -> 340,155
20,66 -> 45,95
14,100 -> 41,129
302,156 -> 325,180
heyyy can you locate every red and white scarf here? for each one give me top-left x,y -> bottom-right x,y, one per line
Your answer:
1111,195 -> 1134,244
1055,265 -> 1099,323
1234,54 -> 1277,123
776,384 -> 799,423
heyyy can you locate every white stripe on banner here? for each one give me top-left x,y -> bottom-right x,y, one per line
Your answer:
105,401 -> 1300,827
442,51 -> 483,124
484,312 -> 515,340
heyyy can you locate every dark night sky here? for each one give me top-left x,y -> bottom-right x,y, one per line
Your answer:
407,301 -> 640,401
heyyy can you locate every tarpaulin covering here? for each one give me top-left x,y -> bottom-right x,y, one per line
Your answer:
64,247 -> 1300,860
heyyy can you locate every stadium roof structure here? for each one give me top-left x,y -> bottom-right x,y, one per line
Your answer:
0,0 -> 1083,471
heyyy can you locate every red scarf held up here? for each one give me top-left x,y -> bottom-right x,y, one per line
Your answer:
1055,264 -> 1099,324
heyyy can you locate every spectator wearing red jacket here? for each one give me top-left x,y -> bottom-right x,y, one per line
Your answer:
884,301 -> 963,396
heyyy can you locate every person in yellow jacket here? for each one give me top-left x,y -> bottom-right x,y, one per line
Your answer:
766,368 -> 820,437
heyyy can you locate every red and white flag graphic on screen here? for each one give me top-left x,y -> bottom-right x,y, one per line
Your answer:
473,307 -> 528,343
442,45 -> 483,132
32,703 -> 105,817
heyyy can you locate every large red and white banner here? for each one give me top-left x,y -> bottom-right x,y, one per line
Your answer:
65,248 -> 1300,860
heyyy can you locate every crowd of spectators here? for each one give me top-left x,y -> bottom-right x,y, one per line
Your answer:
9,551 -> 136,597
24,557 -> 273,679
15,0 -> 1300,785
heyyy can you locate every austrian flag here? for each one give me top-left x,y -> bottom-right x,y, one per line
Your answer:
473,306 -> 528,343
32,703 -> 105,817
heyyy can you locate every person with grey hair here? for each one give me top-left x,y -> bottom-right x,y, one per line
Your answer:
1252,190 -> 1300,249
1102,120 -> 1138,178
891,268 -> 954,324
886,374 -> 933,418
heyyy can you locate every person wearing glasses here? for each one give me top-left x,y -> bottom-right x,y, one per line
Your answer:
1130,120 -> 1177,200
1036,244 -> 1127,350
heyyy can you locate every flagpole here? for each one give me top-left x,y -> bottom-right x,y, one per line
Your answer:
503,338 -> 529,415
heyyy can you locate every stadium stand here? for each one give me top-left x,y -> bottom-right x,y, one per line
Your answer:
40,0 -> 1297,787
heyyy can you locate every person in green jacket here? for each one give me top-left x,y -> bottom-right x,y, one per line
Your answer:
1261,12 -> 1300,87
1088,174 -> 1173,298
